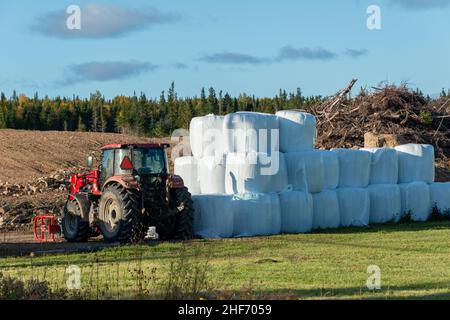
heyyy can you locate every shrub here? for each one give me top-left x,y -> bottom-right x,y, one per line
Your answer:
419,110 -> 433,125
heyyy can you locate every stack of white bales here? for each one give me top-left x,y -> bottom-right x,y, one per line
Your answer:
175,112 -> 302,238
361,148 -> 400,224
175,111 -> 449,239
278,111 -> 339,231
395,144 -> 445,221
175,115 -> 231,238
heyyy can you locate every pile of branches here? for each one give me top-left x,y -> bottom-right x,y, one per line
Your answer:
0,167 -> 79,197
310,80 -> 450,160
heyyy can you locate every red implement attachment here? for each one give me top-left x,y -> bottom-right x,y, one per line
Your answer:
33,215 -> 60,242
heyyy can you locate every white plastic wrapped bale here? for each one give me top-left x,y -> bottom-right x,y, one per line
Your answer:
223,112 -> 279,154
232,193 -> 281,237
285,151 -> 324,193
279,191 -> 313,234
395,144 -> 435,184
283,154 -> 308,192
174,157 -> 200,195
312,190 -> 340,230
337,188 -> 370,227
190,114 -> 225,158
362,148 -> 398,184
276,110 -> 316,152
225,152 -> 288,194
398,182 -> 432,222
334,149 -> 371,188
429,183 -> 450,215
192,195 -> 233,238
316,150 -> 339,190
367,185 -> 402,224
198,156 -> 226,194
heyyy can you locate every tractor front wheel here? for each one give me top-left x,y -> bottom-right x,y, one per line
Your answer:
98,184 -> 145,243
62,199 -> 91,242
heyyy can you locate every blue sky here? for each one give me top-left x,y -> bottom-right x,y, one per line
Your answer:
0,0 -> 449,98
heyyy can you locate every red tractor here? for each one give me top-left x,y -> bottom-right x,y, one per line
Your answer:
61,144 -> 194,243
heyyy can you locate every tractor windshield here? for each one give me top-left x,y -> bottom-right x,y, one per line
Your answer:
131,148 -> 167,175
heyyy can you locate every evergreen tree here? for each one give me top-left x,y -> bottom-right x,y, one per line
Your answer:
0,85 -> 330,136
167,82 -> 179,131
223,93 -> 233,114
207,87 -> 219,114
179,99 -> 194,129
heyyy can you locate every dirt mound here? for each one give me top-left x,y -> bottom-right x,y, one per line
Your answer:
0,130 -> 171,185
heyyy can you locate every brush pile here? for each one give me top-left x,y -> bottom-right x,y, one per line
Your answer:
311,82 -> 450,161
0,168 -> 79,197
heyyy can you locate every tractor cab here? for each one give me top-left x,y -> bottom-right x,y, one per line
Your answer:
96,144 -> 170,188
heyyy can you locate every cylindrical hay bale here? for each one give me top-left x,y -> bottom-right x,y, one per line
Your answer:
232,193 -> 281,237
334,149 -> 371,188
362,148 -> 398,184
367,184 -> 402,224
337,188 -> 370,227
198,156 -> 226,194
192,195 -> 234,238
285,151 -> 324,193
174,156 -> 200,195
395,144 -> 435,184
276,110 -> 316,152
279,191 -> 313,234
223,112 -> 280,154
398,182 -> 432,222
189,115 -> 225,158
225,152 -> 288,194
312,190 -> 340,230
316,150 -> 339,190
429,183 -> 450,215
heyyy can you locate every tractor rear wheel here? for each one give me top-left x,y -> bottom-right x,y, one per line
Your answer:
98,184 -> 146,243
172,187 -> 194,240
62,199 -> 91,242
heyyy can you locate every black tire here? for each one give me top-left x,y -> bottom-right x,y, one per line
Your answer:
155,215 -> 176,241
98,184 -> 145,243
172,187 -> 194,241
62,199 -> 91,242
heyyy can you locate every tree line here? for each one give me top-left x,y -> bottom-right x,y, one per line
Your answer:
0,82 -> 324,137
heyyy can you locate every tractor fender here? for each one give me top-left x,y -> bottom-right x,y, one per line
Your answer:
167,175 -> 185,189
103,175 -> 139,191
67,193 -> 91,221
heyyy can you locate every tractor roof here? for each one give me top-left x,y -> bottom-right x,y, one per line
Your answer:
101,143 -> 170,151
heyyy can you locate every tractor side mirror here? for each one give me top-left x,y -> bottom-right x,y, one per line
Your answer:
87,155 -> 94,169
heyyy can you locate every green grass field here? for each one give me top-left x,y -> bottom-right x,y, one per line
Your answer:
2,221 -> 450,300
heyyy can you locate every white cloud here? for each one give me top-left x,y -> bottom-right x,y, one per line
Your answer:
58,61 -> 158,86
33,4 -> 180,39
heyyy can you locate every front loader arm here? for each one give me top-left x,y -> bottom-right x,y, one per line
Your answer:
69,170 -> 101,195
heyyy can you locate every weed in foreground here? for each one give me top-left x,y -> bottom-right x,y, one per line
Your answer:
160,245 -> 213,300
429,205 -> 450,222
0,272 -> 69,300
